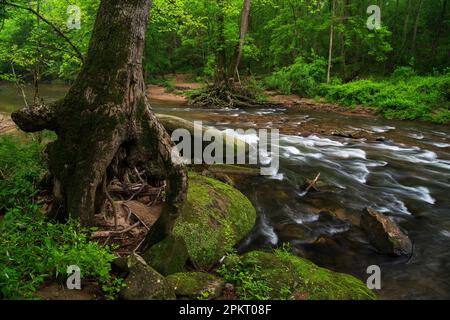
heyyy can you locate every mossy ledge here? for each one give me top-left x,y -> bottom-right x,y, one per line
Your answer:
223,250 -> 377,300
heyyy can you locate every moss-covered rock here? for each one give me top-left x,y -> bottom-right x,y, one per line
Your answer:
143,235 -> 189,276
223,250 -> 377,300
172,172 -> 256,270
120,254 -> 176,300
167,272 -> 225,299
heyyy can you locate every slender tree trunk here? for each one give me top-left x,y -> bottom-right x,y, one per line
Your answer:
12,0 -> 187,245
327,0 -> 336,84
233,0 -> 251,82
340,0 -> 349,80
431,0 -> 447,59
401,0 -> 412,51
216,0 -> 228,86
33,0 -> 41,105
411,0 -> 423,54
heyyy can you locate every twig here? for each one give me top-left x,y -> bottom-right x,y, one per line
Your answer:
133,237 -> 147,253
103,174 -> 118,230
10,62 -> 28,108
148,187 -> 162,207
304,172 -> 321,195
127,184 -> 146,201
93,222 -> 140,238
122,202 -> 150,230
122,203 -> 132,223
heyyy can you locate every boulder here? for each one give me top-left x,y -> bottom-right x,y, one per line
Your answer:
360,208 -> 413,256
120,254 -> 175,300
167,272 -> 225,299
145,172 -> 256,270
224,251 -> 377,300
143,235 -> 189,276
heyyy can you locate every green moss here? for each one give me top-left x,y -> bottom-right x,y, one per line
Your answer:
172,172 -> 256,270
221,250 -> 377,300
120,255 -> 176,300
143,235 -> 189,276
167,272 -> 225,299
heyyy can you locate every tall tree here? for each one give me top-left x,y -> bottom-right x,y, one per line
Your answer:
12,0 -> 188,246
431,0 -> 448,61
233,0 -> 251,82
411,0 -> 423,54
216,0 -> 228,86
327,0 -> 336,84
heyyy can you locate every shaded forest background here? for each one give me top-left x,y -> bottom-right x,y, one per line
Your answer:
0,0 -> 449,123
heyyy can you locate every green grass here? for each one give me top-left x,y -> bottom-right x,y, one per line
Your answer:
318,73 -> 450,124
0,135 -> 121,300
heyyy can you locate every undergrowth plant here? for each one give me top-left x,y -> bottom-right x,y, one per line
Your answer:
0,135 -> 121,300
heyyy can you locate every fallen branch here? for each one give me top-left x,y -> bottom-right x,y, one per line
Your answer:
122,202 -> 150,230
304,172 -> 321,195
92,222 -> 140,238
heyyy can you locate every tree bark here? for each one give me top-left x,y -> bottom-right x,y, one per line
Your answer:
411,0 -> 423,54
12,0 -> 187,244
431,0 -> 448,59
327,0 -> 336,84
216,0 -> 228,86
233,0 -> 251,82
401,0 -> 412,51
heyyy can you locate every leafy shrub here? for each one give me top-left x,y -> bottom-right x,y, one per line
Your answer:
265,56 -> 327,96
0,136 -> 120,300
218,253 -> 272,300
0,208 -> 117,299
242,76 -> 267,101
319,73 -> 450,123
390,66 -> 417,81
0,136 -> 46,209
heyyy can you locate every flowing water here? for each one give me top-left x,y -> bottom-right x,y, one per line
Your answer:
1,84 -> 449,299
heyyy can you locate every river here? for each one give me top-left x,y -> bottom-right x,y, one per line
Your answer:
1,83 -> 449,300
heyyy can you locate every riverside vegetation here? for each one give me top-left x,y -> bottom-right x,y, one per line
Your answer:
0,0 -> 448,301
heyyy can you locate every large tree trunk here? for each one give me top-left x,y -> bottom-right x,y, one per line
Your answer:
233,0 -> 251,82
12,0 -> 187,244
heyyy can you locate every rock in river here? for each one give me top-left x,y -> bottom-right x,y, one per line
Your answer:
360,208 -> 413,256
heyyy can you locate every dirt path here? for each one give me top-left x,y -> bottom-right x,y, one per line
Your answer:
147,73 -> 203,104
0,113 -> 16,134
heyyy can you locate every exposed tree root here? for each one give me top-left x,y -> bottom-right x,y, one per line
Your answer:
189,83 -> 283,109
91,173 -> 165,255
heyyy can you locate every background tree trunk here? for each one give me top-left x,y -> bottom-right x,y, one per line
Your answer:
411,0 -> 423,54
12,0 -> 187,244
215,0 -> 228,87
327,0 -> 336,84
233,0 -> 251,82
